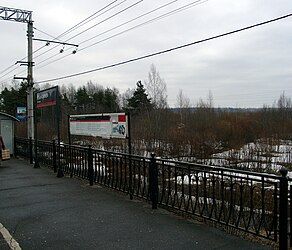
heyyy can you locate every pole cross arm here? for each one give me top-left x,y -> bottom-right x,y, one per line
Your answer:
0,6 -> 32,23
33,38 -> 79,47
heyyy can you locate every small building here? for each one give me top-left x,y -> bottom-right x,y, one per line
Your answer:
0,112 -> 19,155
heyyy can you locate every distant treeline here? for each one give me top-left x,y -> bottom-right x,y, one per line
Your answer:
1,78 -> 291,161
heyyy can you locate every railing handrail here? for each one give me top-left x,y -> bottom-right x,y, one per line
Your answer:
19,137 -> 281,181
15,137 -> 289,248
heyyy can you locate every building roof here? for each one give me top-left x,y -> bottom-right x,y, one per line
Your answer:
0,112 -> 20,121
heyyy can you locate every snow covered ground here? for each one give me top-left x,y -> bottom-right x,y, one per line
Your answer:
191,140 -> 292,175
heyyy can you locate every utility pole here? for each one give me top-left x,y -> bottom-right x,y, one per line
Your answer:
27,21 -> 34,139
0,6 -> 33,138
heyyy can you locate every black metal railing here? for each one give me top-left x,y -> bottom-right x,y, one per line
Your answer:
14,137 -> 291,249
156,160 -> 279,239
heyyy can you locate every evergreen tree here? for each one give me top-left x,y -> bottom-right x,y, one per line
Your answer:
103,87 -> 119,112
0,81 -> 27,115
74,87 -> 91,112
127,81 -> 152,113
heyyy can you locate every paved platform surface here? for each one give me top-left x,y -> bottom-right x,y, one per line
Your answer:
0,158 -> 273,250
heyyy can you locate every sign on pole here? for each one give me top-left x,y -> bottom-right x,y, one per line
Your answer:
69,113 -> 128,139
35,86 -> 62,175
36,86 -> 58,108
16,106 -> 27,120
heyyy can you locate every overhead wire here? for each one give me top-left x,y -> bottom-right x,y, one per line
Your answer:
33,0 -> 130,61
0,65 -> 22,81
35,13 -> 292,84
33,0 -> 123,58
0,29 -> 56,81
35,0 -> 180,70
2,0 -> 187,77
64,0 -> 141,42
54,0 -> 120,40
0,28 -> 54,80
0,64 -> 17,76
35,0 -> 206,71
79,0 -> 179,46
0,0 -> 127,83
33,26 -> 62,41
35,0 -> 144,70
79,0 -> 207,51
0,55 -> 27,81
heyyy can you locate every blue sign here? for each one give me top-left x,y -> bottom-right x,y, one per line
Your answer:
16,107 -> 27,120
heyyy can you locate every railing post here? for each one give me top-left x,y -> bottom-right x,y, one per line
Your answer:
88,145 -> 94,186
150,153 -> 158,209
29,137 -> 33,164
69,144 -> 73,178
279,167 -> 288,250
52,140 -> 57,173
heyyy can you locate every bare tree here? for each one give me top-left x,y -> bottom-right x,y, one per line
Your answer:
176,89 -> 190,125
121,88 -> 134,110
277,91 -> 291,109
145,64 -> 168,109
64,83 -> 77,104
41,82 -> 52,91
197,90 -> 214,109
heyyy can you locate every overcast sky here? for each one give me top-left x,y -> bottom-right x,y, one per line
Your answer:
0,0 -> 292,108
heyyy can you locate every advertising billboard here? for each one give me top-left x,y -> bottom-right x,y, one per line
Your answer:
69,113 -> 128,139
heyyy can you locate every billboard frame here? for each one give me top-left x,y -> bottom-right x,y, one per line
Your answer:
68,112 -> 131,154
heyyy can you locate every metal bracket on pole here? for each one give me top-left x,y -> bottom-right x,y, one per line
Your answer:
14,76 -> 28,80
15,61 -> 35,67
33,38 -> 79,48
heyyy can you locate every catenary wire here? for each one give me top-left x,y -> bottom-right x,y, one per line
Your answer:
0,0 -> 127,82
35,13 -> 292,84
35,0 -> 180,70
64,0 -> 143,42
0,41 -> 47,80
55,0 -> 120,40
79,0 -> 179,45
35,0 -> 206,70
79,0 -> 207,51
32,0 -> 129,61
0,64 -> 17,76
35,0 -> 145,69
33,0 -> 122,59
33,26 -> 62,41
0,65 -> 21,81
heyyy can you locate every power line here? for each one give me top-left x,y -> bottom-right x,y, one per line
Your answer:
0,37 -> 48,79
79,0 -> 207,51
64,0 -> 137,42
0,64 -> 17,75
0,65 -> 21,81
0,68 -> 27,83
33,0 -> 130,61
36,13 -> 292,84
0,0 -> 125,82
0,24 -> 62,79
33,26 -> 62,41
34,0 -> 145,70
55,0 -> 120,40
34,0 -> 205,70
79,0 -> 179,46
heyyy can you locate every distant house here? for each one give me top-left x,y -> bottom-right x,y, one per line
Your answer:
0,112 -> 19,154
